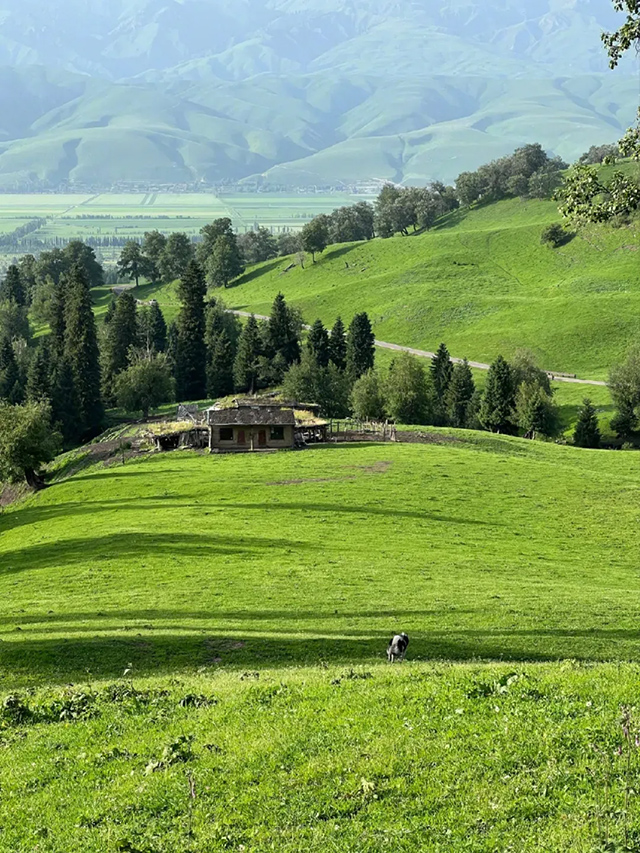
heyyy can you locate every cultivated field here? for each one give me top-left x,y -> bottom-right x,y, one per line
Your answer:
0,191 -> 374,264
2,435 -> 640,849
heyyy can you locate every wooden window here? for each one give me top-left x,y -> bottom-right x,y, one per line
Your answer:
219,427 -> 233,441
270,426 -> 285,441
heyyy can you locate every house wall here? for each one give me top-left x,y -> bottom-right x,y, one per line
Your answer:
209,424 -> 295,451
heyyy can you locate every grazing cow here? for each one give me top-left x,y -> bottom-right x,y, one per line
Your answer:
387,632 -> 409,662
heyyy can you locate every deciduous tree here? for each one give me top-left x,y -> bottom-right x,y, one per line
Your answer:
0,400 -> 61,489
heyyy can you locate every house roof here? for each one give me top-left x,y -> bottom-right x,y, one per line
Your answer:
207,406 -> 296,427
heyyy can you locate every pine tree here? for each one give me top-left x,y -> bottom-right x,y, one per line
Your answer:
50,277 -> 68,362
26,341 -> 52,402
0,339 -> 23,403
346,312 -> 375,381
101,292 -> 138,403
479,355 -> 514,434
446,359 -> 475,428
329,316 -> 347,371
1,265 -> 26,306
574,398 -> 601,448
51,356 -> 80,445
514,382 -> 558,439
268,293 -> 301,367
174,260 -> 207,401
307,319 -> 330,367
207,330 -> 236,398
63,265 -> 103,436
205,300 -> 238,398
431,343 -> 453,422
139,302 -> 168,353
233,314 -> 262,393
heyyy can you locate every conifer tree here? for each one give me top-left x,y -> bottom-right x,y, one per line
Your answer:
329,316 -> 347,371
26,341 -> 52,403
205,300 -> 239,398
51,356 -> 80,445
0,265 -> 26,306
574,398 -> 601,448
446,359 -> 475,428
174,260 -> 207,401
346,312 -> 375,381
514,382 -> 558,439
307,319 -> 330,367
63,265 -> 103,436
102,292 -> 139,402
139,302 -> 168,353
431,343 -> 454,420
0,339 -> 22,403
268,293 -> 301,367
50,277 -> 68,362
233,314 -> 262,393
207,330 -> 236,398
479,355 -> 514,433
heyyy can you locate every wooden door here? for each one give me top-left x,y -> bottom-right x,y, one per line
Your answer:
258,430 -> 267,447
238,430 -> 246,445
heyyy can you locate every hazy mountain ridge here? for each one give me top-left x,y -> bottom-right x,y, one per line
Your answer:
0,0 -> 636,188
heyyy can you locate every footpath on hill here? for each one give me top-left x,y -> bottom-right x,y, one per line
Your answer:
229,310 -> 607,387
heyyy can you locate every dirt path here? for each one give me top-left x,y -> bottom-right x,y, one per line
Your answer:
228,310 -> 607,388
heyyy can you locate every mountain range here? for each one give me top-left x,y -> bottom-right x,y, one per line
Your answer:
0,0 -> 637,189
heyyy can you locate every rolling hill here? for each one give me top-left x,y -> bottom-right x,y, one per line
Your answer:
2,431 -> 640,848
0,0 -> 637,188
136,193 -> 640,382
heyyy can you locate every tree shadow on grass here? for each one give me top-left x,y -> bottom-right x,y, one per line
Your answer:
0,531 -> 316,575
231,259 -> 282,288
1,627 -> 636,686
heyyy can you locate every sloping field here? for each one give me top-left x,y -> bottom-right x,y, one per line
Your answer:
219,196 -> 640,380
2,436 -> 640,849
2,436 -> 640,685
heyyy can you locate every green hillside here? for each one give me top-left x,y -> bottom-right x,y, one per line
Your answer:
0,0 -> 637,188
2,434 -> 640,848
206,196 -> 639,381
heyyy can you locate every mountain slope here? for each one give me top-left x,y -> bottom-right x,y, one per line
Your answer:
0,0 -> 637,188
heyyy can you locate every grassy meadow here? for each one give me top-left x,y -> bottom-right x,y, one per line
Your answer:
199,195 -> 640,382
2,436 -> 640,848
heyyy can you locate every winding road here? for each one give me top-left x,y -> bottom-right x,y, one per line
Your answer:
228,310 -> 607,388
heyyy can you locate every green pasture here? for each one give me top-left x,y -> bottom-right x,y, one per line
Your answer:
1,663 -> 640,852
2,435 -> 640,849
219,196 -> 640,380
3,435 -> 640,685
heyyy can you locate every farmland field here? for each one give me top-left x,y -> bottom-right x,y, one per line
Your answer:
0,191 -> 375,264
2,435 -> 640,849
